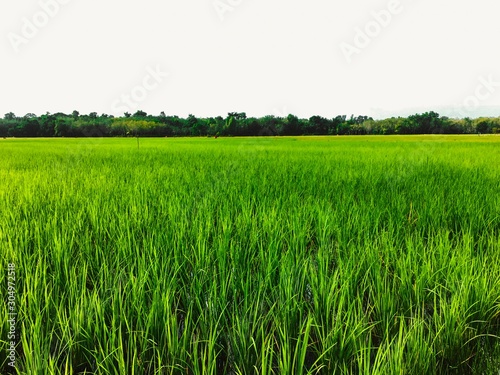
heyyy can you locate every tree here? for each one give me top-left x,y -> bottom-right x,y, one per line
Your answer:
0,121 -> 7,137
401,111 -> 443,134
225,113 -> 247,135
18,117 -> 40,137
259,115 -> 280,136
187,114 -> 207,136
0,110 -> 496,138
55,118 -> 73,137
133,110 -> 148,118
242,117 -> 262,136
309,116 -> 330,135
228,112 -> 246,121
223,115 -> 235,136
474,118 -> 492,134
39,114 -> 56,136
281,114 -> 301,135
372,117 -> 400,135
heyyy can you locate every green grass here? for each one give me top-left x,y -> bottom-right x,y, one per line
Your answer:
1,135 -> 499,374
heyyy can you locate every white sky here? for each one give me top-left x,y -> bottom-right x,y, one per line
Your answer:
1,0 -> 500,119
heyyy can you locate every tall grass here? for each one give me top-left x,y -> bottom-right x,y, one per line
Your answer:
1,135 -> 499,374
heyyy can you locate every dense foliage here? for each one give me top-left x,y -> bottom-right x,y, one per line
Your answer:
1,137 -> 499,374
1,110 -> 499,137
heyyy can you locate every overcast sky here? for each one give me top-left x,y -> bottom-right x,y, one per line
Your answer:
1,0 -> 500,119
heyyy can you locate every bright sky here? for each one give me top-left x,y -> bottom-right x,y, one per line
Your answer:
1,0 -> 500,119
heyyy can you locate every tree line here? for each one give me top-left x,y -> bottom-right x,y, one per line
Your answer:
1,110 -> 499,138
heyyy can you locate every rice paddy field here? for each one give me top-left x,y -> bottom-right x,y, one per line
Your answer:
1,135 -> 500,374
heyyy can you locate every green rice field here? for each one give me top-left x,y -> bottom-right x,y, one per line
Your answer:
1,135 -> 500,374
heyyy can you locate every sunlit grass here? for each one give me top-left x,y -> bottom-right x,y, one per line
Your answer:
1,136 -> 499,374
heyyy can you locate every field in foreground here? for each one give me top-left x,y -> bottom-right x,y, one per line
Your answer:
1,135 -> 499,374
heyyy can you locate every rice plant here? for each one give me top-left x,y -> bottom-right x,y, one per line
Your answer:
0,135 -> 499,374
